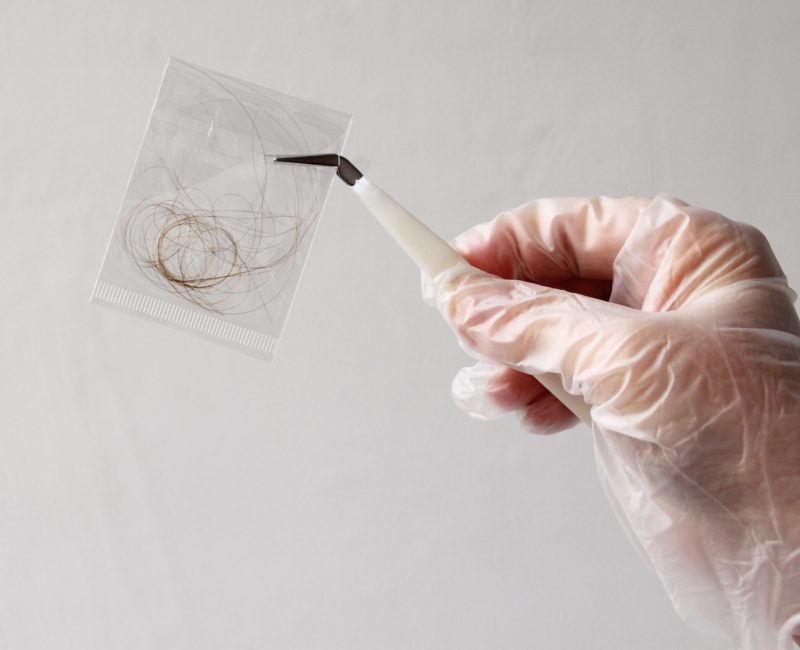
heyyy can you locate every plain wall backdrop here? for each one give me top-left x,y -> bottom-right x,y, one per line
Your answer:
1,1 -> 798,648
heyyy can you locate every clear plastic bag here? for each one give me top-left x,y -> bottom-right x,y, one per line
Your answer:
92,58 -> 351,360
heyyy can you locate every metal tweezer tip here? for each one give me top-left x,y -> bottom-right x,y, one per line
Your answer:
273,154 -> 363,186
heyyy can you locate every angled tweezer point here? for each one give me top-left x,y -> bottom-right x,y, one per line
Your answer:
273,154 -> 363,186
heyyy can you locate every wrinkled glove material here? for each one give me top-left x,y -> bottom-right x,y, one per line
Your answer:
426,194 -> 800,649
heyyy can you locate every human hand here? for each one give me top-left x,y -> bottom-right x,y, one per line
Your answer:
427,195 -> 800,649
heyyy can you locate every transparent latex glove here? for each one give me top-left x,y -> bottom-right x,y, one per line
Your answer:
425,195 -> 800,649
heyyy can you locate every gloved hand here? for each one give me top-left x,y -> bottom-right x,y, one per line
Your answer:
426,194 -> 800,649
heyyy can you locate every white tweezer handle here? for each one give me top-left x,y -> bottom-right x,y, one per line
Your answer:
352,177 -> 592,426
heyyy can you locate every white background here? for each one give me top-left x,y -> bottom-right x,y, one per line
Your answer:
1,1 -> 799,648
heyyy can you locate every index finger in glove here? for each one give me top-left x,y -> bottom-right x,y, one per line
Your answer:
432,262 -> 638,400
452,196 -> 650,290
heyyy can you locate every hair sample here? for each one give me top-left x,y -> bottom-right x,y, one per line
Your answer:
119,62 -> 326,317
121,164 -> 310,315
93,58 -> 350,358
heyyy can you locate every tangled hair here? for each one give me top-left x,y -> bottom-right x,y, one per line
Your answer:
121,166 -> 311,315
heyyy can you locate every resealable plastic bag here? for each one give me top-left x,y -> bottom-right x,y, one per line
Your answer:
92,58 -> 351,360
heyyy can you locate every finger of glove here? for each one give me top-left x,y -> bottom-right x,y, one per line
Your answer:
452,361 -> 546,420
451,362 -> 511,421
517,391 -> 578,435
452,196 -> 650,285
486,365 -> 578,434
433,264 -> 636,396
423,196 -> 647,308
453,362 -> 578,434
